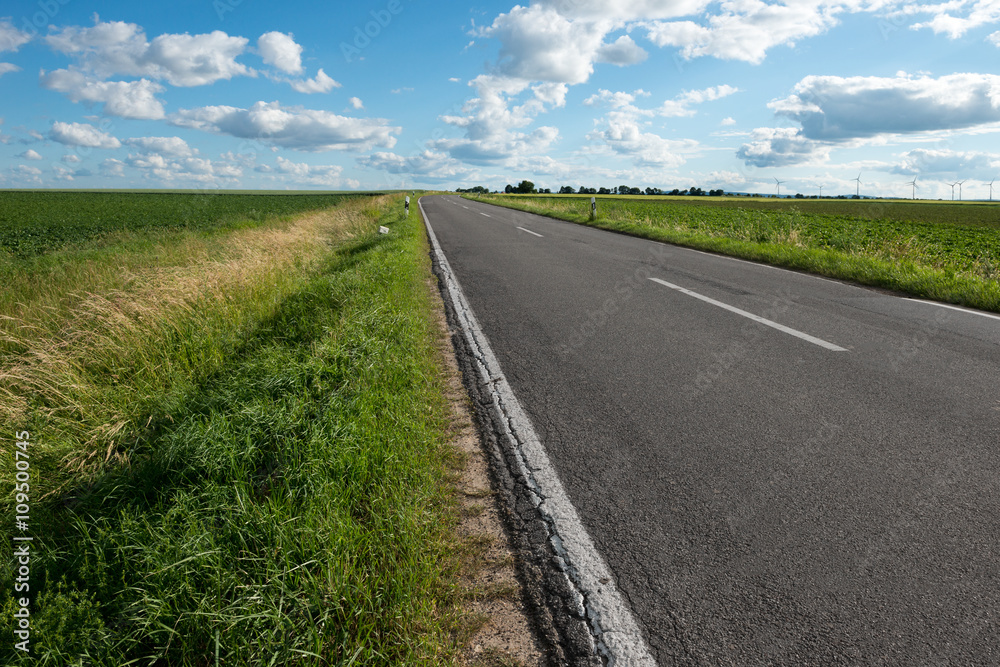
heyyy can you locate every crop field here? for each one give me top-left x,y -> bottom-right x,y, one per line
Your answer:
0,191 -> 372,257
540,194 -> 1000,228
466,193 -> 1000,313
0,192 -> 475,664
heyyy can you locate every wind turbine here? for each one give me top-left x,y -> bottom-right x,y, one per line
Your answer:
819,184 -> 824,198
774,177 -> 785,198
990,178 -> 996,201
906,177 -> 917,200
948,181 -> 958,200
853,172 -> 862,198
957,180 -> 966,201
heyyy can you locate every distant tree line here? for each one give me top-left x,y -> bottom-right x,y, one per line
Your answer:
456,184 -> 893,200
501,181 -> 551,194
458,182 -> 727,196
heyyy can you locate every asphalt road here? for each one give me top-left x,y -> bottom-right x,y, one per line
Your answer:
422,195 -> 1000,666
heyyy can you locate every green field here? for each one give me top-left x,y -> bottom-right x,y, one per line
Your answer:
466,193 -> 1000,313
1,192 -> 475,664
0,191 -> 377,257
584,194 -> 1000,227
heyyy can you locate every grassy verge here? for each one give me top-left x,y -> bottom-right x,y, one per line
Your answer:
1,194 -> 471,664
464,194 -> 1000,313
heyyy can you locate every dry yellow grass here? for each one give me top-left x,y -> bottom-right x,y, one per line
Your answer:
0,195 -> 388,485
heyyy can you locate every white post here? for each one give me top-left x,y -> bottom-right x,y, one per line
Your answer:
590,196 -> 597,221
405,195 -> 410,217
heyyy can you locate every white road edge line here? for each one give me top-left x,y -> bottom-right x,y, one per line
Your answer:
649,277 -> 848,352
479,212 -> 491,217
421,198 -> 656,667
904,298 -> 1000,322
517,226 -> 544,238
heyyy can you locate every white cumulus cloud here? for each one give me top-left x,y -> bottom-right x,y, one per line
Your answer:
0,19 -> 31,78
170,100 -> 399,152
584,88 -> 651,110
257,31 -> 303,74
659,84 -> 739,117
736,127 -> 828,167
595,35 -> 648,65
534,0 -> 709,22
101,158 -> 126,177
479,5 -> 610,85
891,148 -> 1000,176
123,136 -> 196,157
590,116 -> 698,168
738,72 -> 1000,167
585,89 -> 703,167
644,3 -> 843,65
46,19 -> 252,86
444,1 -> 900,175
49,121 -> 121,149
52,165 -> 76,181
123,152 -> 243,185
41,70 -> 166,119
771,72 -> 1000,140
434,76 -> 561,163
290,68 -> 340,94
357,150 -> 475,182
274,156 -> 346,187
586,84 -> 737,119
14,165 -> 43,184
909,0 -> 1000,38
0,19 -> 32,52
532,82 -> 569,107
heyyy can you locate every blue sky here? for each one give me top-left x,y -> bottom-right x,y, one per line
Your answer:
1,0 -> 1000,199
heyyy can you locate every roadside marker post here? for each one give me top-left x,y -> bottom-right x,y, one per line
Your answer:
590,197 -> 597,220
405,196 -> 410,217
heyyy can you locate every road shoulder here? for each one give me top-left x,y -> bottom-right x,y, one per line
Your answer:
423,197 -> 604,666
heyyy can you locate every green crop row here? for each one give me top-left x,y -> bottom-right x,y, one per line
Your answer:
548,194 -> 1000,229
0,192 -> 370,257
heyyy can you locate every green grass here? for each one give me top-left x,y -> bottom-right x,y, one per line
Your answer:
0,191 -> 370,257
1,194 -> 467,664
466,193 -> 1000,313
538,194 -> 1000,228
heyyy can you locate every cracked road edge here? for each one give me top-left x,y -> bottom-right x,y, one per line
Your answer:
422,199 -> 656,667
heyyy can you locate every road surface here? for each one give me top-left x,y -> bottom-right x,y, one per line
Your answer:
422,194 -> 1000,666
